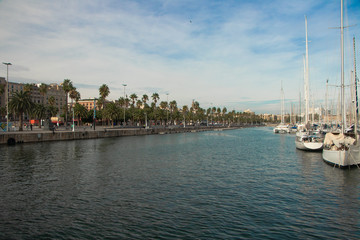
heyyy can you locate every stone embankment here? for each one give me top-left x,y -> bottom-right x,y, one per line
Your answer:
0,125 -> 244,145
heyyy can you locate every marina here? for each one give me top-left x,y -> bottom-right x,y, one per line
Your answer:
1,127 -> 360,239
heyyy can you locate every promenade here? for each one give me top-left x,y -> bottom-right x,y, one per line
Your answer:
0,124 -> 242,145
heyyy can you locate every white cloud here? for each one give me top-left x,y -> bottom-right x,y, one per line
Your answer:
1,0 -> 359,114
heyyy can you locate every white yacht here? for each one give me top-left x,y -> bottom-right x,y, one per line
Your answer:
322,0 -> 360,168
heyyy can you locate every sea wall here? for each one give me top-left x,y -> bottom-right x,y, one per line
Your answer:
0,126 -> 227,145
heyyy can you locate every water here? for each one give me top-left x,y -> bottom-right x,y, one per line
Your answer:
1,127 -> 359,239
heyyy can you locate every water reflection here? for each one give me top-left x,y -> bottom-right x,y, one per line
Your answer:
1,128 -> 360,239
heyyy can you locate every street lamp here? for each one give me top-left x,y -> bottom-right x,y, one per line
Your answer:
3,62 -> 11,132
122,84 -> 127,126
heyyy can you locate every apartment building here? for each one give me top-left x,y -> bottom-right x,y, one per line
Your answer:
0,77 -> 67,115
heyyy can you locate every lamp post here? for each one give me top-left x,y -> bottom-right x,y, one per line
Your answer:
3,62 -> 11,132
122,84 -> 127,126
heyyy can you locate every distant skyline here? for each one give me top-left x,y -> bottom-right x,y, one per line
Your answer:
1,0 -> 359,114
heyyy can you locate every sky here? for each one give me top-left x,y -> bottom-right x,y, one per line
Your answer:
1,0 -> 359,114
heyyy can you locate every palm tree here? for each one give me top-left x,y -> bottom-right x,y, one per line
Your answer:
129,93 -> 138,107
39,83 -> 48,105
74,103 -> 88,126
118,97 -> 125,107
151,93 -> 159,108
33,103 -> 46,128
47,105 -> 58,119
103,102 -> 120,127
182,105 -> 188,126
62,79 -> 74,126
48,96 -> 55,106
23,83 -> 34,93
99,84 -> 110,109
136,99 -> 143,109
142,94 -> 149,106
8,91 -> 33,131
69,89 -> 80,102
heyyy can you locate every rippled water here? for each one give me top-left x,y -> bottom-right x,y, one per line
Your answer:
1,127 -> 360,239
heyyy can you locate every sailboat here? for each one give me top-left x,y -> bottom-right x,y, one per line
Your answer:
322,0 -> 360,167
295,16 -> 323,151
274,82 -> 289,133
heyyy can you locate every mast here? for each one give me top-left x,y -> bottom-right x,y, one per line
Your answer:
353,37 -> 358,118
281,81 -> 284,124
305,15 -> 310,125
341,0 -> 345,133
353,37 -> 358,136
326,79 -> 329,124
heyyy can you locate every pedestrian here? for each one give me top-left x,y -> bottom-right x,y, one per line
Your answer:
30,124 -> 33,131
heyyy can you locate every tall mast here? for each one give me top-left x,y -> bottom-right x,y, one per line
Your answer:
353,37 -> 358,117
326,79 -> 329,124
353,37 -> 358,136
341,0 -> 345,133
305,15 -> 310,125
281,81 -> 284,124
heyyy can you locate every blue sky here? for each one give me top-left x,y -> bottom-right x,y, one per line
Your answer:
1,0 -> 359,114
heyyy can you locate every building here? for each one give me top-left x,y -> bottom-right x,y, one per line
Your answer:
77,98 -> 99,111
0,78 -> 67,116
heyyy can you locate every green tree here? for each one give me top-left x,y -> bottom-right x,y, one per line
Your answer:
62,79 -> 74,126
136,99 -> 143,109
48,96 -> 55,106
39,83 -> 48,105
23,83 -> 34,93
142,94 -> 149,106
74,103 -> 88,126
129,93 -> 138,107
33,103 -> 46,128
99,84 -> 110,109
151,93 -> 159,108
8,91 -> 33,131
103,102 -> 120,127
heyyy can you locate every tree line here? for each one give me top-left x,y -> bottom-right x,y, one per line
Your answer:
0,79 -> 264,131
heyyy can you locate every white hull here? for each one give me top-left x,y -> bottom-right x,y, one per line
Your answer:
273,125 -> 289,134
295,138 -> 323,151
322,145 -> 360,167
295,131 -> 323,151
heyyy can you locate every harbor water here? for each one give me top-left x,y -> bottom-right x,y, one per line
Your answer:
1,127 -> 359,239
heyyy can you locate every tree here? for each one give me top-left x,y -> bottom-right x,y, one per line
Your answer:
151,93 -> 159,108
136,99 -> 143,109
182,105 -> 188,125
103,102 -> 120,127
48,96 -> 55,106
142,94 -> 149,106
74,103 -> 88,126
23,83 -> 34,93
99,84 -> 110,109
32,103 -> 46,128
129,93 -> 138,107
62,79 -> 74,126
69,89 -> 80,102
8,91 -> 33,131
39,83 -> 48,105
47,105 -> 58,118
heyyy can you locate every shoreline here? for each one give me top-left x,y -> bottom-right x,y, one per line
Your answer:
0,125 -> 263,145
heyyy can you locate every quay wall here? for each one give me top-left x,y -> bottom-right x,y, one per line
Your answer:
0,126 -> 236,145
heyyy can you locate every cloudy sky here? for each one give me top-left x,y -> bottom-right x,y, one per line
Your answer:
1,0 -> 359,113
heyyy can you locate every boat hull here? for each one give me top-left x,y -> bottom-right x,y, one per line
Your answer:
322,145 -> 360,168
295,139 -> 323,151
